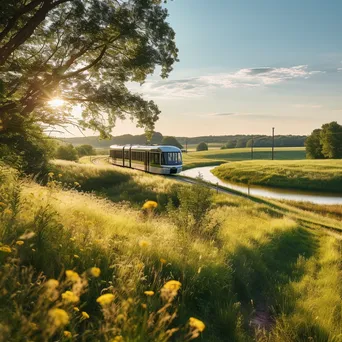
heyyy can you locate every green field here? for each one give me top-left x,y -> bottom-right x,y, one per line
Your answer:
1,161 -> 341,341
212,159 -> 342,193
182,147 -> 305,170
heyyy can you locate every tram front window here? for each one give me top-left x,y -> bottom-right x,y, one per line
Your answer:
162,152 -> 182,165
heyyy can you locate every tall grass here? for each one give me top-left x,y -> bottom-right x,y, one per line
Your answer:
0,161 -> 341,341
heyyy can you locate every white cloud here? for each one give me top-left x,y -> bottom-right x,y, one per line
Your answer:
293,104 -> 322,109
137,65 -> 320,99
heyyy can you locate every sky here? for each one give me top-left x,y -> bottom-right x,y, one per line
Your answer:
61,0 -> 342,138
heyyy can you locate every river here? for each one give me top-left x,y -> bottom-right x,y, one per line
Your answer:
180,166 -> 342,205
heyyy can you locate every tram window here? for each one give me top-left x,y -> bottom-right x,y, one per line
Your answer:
132,151 -> 145,162
150,153 -> 160,165
161,152 -> 182,165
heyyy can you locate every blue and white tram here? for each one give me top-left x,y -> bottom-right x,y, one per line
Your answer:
109,145 -> 182,175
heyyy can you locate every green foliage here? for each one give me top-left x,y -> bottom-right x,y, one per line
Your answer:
55,144 -> 78,161
196,142 -> 208,152
75,144 -> 96,157
305,129 -> 324,159
161,136 -> 183,149
320,121 -> 342,159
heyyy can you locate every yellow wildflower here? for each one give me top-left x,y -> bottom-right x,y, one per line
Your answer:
81,311 -> 90,319
138,240 -> 150,248
0,202 -> 6,208
45,279 -> 59,289
62,291 -> 79,304
3,208 -> 12,216
16,240 -> 24,246
48,172 -> 54,178
141,303 -> 147,309
29,322 -> 38,330
162,280 -> 181,292
64,330 -> 72,338
111,336 -> 124,342
73,307 -> 80,312
69,237 -> 76,242
48,308 -> 69,327
144,291 -> 154,296
90,267 -> 101,277
142,200 -> 158,210
96,293 -> 115,306
74,182 -> 80,187
65,270 -> 80,283
73,254 -> 79,259
0,245 -> 11,253
58,174 -> 63,178
160,258 -> 167,264
189,317 -> 206,332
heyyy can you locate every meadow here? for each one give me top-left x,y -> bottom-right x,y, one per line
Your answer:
182,147 -> 305,170
0,160 -> 341,341
212,159 -> 342,193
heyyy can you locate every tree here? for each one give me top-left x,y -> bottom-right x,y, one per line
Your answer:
0,0 -> 178,139
55,144 -> 78,161
320,122 -> 342,159
196,142 -> 208,151
161,136 -> 183,149
305,129 -> 324,159
75,144 -> 96,157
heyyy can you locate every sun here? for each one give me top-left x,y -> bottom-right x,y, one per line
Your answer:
48,98 -> 65,107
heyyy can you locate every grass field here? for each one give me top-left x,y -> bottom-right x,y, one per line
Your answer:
212,159 -> 342,193
1,161 -> 341,341
182,147 -> 305,170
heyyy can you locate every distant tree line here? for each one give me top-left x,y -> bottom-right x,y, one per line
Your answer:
305,122 -> 342,159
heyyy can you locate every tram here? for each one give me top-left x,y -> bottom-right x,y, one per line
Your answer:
109,145 -> 182,175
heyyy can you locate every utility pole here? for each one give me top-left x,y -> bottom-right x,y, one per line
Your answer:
251,135 -> 254,160
271,127 -> 275,160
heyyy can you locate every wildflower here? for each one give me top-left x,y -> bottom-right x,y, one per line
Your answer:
160,258 -> 167,264
116,314 -> 125,322
3,208 -> 12,216
48,172 -> 54,178
64,331 -> 72,338
144,291 -> 154,296
96,293 -> 115,306
0,202 -> 6,208
16,240 -> 24,246
90,267 -> 101,277
69,237 -> 76,242
62,291 -> 79,303
32,248 -> 36,252
45,279 -> 59,289
74,182 -> 80,187
138,240 -> 150,248
73,254 -> 79,259
111,337 -> 123,342
73,307 -> 80,312
142,200 -> 158,210
65,270 -> 80,283
81,311 -> 89,319
141,303 -> 147,309
189,317 -> 206,332
0,245 -> 11,253
48,308 -> 69,327
58,174 -> 63,178
162,280 -> 181,292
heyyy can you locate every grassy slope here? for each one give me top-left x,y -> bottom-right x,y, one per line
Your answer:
1,161 -> 341,341
212,159 -> 342,193
182,147 -> 305,170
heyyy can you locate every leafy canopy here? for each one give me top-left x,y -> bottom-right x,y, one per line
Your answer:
0,0 -> 178,137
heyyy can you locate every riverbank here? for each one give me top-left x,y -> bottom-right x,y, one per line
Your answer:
212,159 -> 342,193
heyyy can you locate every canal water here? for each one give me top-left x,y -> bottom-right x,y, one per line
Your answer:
180,166 -> 342,205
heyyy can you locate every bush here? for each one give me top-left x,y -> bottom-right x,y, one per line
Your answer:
55,144 -> 78,161
161,136 -> 183,149
75,144 -> 96,157
196,142 -> 208,151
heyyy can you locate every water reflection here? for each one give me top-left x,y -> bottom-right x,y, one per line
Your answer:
180,166 -> 342,205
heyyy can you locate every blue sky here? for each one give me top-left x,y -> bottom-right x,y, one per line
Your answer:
72,0 -> 342,137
